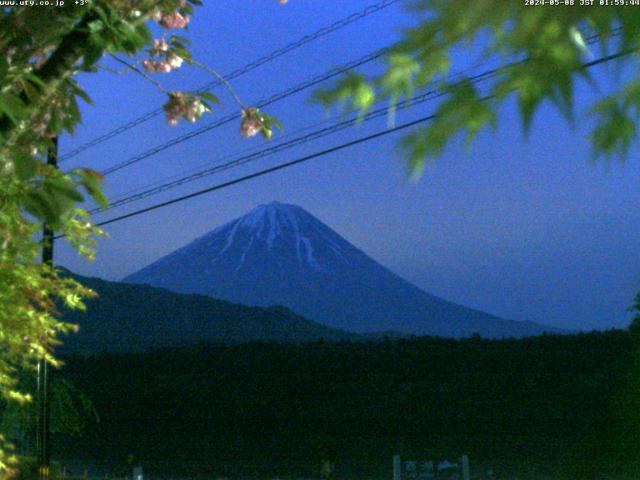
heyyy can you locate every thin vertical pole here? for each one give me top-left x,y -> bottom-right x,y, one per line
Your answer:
461,455 -> 470,480
393,455 -> 401,480
38,136 -> 58,480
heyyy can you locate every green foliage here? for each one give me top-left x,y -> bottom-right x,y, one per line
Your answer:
0,1 -> 200,475
0,438 -> 17,478
0,0 -> 286,472
10,457 -> 62,480
0,180 -> 95,396
316,1 -> 640,173
59,271 -> 357,353
165,34 -> 193,63
589,94 -> 637,159
0,377 -> 99,442
258,110 -> 284,140
403,80 -> 495,178
314,73 -> 376,118
197,92 -> 221,115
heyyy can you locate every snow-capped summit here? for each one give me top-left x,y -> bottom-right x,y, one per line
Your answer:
148,201 -> 351,278
124,202 -> 557,337
212,201 -> 346,270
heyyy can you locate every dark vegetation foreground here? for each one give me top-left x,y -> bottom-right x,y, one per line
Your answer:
55,330 -> 640,479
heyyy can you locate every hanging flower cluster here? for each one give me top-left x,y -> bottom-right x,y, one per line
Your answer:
240,108 -> 263,138
152,38 -> 169,54
152,10 -> 190,29
142,55 -> 183,73
163,92 -> 208,125
142,3 -> 191,73
142,38 -> 184,73
136,1 -> 284,135
240,108 -> 283,140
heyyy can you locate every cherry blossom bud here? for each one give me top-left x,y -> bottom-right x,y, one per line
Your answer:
157,61 -> 172,73
163,93 -> 206,125
240,108 -> 263,138
142,59 -> 157,72
159,11 -> 190,29
167,55 -> 183,69
164,92 -> 182,124
153,38 -> 169,53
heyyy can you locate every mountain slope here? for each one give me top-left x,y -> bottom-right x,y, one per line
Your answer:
59,271 -> 362,353
124,202 -> 558,338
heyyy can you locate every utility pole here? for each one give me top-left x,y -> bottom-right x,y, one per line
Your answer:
37,136 -> 57,480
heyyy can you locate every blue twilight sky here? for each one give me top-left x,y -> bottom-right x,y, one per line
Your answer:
57,0 -> 640,331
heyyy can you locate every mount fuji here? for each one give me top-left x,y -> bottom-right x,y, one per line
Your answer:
124,202 -> 557,338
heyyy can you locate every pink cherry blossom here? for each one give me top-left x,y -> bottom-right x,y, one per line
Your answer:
142,59 -> 157,72
157,60 -> 172,73
143,59 -> 174,73
163,93 -> 205,125
153,38 -> 169,54
240,109 -> 263,138
167,55 -> 183,69
159,11 -> 190,29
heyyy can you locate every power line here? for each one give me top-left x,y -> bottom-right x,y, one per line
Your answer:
105,111 -> 349,201
58,0 -> 403,163
91,113 -> 437,229
90,68 -> 501,215
93,47 -> 497,201
99,47 -> 390,176
92,28 -> 619,178
53,48 -> 632,239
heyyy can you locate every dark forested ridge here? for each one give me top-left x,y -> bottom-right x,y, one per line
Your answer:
55,329 -> 640,479
59,271 -> 365,353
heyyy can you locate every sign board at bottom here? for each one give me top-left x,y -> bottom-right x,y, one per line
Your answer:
393,455 -> 470,480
